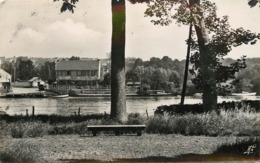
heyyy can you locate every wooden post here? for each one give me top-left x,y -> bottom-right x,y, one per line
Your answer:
26,109 -> 28,117
78,107 -> 81,116
104,111 -> 107,119
32,106 -> 35,117
146,109 -> 149,118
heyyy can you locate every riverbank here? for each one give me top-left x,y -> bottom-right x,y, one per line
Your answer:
1,135 -> 258,162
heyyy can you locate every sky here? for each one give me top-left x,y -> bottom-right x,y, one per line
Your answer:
0,0 -> 259,60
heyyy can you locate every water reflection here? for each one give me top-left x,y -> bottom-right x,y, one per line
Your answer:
0,95 -> 259,116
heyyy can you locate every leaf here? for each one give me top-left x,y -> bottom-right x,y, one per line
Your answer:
60,2 -> 76,13
248,0 -> 259,7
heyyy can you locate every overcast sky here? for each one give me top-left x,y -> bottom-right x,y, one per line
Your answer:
0,0 -> 259,60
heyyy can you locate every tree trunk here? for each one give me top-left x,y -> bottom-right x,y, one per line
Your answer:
190,0 -> 217,111
110,0 -> 127,121
180,23 -> 192,106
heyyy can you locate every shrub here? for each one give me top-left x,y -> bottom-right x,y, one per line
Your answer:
48,120 -> 102,135
155,100 -> 260,115
126,113 -> 145,125
0,139 -> 43,162
10,123 -> 24,138
10,121 -> 50,138
146,115 -> 173,134
146,106 -> 259,136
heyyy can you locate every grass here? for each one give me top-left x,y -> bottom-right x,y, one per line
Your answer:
146,106 -> 259,136
0,105 -> 259,138
0,139 -> 43,162
213,137 -> 260,158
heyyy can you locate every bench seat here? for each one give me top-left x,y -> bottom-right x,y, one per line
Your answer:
87,125 -> 146,136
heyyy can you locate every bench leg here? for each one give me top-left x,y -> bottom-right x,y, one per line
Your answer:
137,130 -> 142,136
92,131 -> 97,136
115,130 -> 120,136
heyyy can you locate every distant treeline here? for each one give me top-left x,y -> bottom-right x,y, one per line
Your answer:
1,56 -> 260,95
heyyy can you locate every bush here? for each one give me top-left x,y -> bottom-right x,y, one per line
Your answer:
0,139 -> 43,162
146,107 -> 259,136
10,121 -> 50,138
146,115 -> 173,134
10,123 -> 24,138
48,119 -> 102,135
126,113 -> 145,125
155,100 -> 260,115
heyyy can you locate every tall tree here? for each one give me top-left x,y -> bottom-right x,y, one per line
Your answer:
39,62 -> 56,82
17,60 -> 36,81
110,0 -> 127,121
130,0 -> 259,111
54,0 -> 127,121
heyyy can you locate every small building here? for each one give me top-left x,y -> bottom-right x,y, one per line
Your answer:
28,77 -> 44,87
55,59 -> 104,86
0,68 -> 12,94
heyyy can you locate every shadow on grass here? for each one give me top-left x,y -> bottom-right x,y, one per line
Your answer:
60,138 -> 260,162
60,153 -> 259,163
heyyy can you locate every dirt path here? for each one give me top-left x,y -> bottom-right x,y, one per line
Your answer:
1,134 -> 245,162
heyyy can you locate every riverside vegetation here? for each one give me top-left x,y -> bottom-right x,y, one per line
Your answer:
0,104 -> 259,162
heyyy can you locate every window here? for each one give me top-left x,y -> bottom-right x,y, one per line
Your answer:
66,71 -> 70,76
78,70 -> 81,76
81,70 -> 86,76
86,70 -> 90,76
91,70 -> 98,77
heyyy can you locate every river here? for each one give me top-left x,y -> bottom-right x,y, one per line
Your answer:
1,88 -> 260,116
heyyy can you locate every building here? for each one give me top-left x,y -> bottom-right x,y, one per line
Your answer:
0,68 -> 12,95
28,77 -> 45,87
56,59 -> 107,86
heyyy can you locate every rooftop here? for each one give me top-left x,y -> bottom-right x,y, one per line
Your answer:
56,60 -> 100,71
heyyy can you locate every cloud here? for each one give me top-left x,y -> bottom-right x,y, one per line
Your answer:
42,18 -> 105,57
4,18 -> 109,58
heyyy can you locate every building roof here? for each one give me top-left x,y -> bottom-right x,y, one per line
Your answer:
56,60 -> 100,71
0,68 -> 11,83
28,77 -> 40,82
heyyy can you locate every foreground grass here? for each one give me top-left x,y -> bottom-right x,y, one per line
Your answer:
0,135 -> 258,162
0,106 -> 259,138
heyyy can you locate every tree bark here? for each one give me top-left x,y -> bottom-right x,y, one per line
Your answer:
180,23 -> 192,106
110,0 -> 127,121
189,0 -> 217,111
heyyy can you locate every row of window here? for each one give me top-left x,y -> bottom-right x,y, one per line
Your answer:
57,70 -> 98,77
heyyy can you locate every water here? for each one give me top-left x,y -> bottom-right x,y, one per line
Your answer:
1,88 -> 260,116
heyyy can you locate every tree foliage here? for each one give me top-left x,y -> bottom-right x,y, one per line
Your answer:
134,0 -> 260,95
54,0 -> 79,13
100,73 -> 111,86
248,0 -> 260,7
17,60 -> 36,81
39,62 -> 56,82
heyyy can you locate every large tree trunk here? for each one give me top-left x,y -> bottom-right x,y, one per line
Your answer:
190,0 -> 217,111
110,0 -> 127,121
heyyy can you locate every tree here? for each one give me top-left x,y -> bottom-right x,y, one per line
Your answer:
54,0 -> 127,121
17,60 -> 36,81
126,69 -> 140,82
169,71 -> 181,88
132,0 -> 260,111
100,73 -> 111,86
69,56 -> 80,60
133,58 -> 143,69
251,78 -> 260,95
39,62 -> 56,82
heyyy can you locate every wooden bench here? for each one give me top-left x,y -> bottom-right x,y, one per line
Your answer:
87,125 -> 146,136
